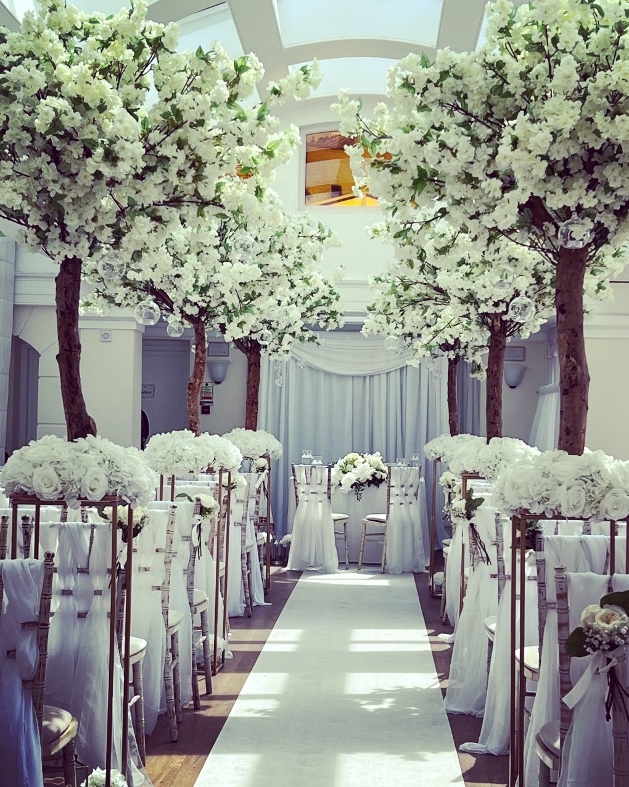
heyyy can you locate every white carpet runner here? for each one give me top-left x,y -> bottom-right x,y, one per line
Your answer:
193,570 -> 464,787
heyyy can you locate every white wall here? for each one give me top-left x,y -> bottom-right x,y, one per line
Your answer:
501,341 -> 547,442
200,344 -> 248,434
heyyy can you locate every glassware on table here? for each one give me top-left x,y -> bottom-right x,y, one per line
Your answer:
411,453 -> 420,465
311,455 -> 323,466
301,449 -> 313,464
396,457 -> 407,467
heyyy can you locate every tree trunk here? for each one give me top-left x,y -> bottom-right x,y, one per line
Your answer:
245,342 -> 261,431
187,319 -> 207,435
447,356 -> 459,436
55,256 -> 96,441
556,246 -> 589,455
486,317 -> 508,441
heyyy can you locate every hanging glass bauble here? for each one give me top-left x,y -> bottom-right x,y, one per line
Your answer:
274,374 -> 284,387
166,321 -> 185,338
97,253 -> 125,282
134,300 -> 161,326
297,359 -> 306,370
384,335 -> 405,354
558,218 -> 593,249
232,233 -> 256,259
258,329 -> 272,346
494,268 -> 513,292
507,295 -> 536,323
425,357 -> 437,373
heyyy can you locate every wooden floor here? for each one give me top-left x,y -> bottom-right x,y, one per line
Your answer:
144,563 -> 508,787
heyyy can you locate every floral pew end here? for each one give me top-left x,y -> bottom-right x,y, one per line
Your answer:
560,590 -> 629,787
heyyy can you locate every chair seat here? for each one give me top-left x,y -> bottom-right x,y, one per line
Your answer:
442,538 -> 452,547
122,635 -> 147,663
363,514 -> 387,524
536,720 -> 560,768
332,513 -> 349,522
256,531 -> 267,544
484,615 -> 497,642
443,546 -> 450,557
191,588 -> 209,613
42,705 -> 78,756
514,644 -> 540,680
168,609 -> 185,630
245,538 -> 255,551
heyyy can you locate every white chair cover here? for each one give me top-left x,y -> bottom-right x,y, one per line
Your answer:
131,509 -> 168,735
521,535 -> 595,787
0,558 -> 45,787
459,552 -> 538,756
227,482 -> 247,618
46,523 -> 89,710
171,502 -> 195,707
70,523 -> 125,770
385,467 -> 426,574
287,465 -> 338,573
246,473 -> 270,606
445,507 -> 500,716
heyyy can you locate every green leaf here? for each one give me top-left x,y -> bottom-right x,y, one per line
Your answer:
420,52 -> 431,68
565,627 -> 589,658
600,590 -> 629,616
196,45 -> 205,60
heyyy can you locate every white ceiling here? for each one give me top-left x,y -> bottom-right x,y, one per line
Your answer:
0,0 -> 498,95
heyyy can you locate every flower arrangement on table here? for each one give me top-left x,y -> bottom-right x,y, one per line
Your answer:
144,430 -> 242,476
492,449 -> 629,521
331,452 -> 387,500
222,428 -> 283,461
1,434 -> 158,508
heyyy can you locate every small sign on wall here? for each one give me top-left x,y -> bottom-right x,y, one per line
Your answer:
142,384 -> 155,399
201,381 -> 214,414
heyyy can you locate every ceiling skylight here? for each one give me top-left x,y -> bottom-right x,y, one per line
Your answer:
291,57 -> 396,98
276,0 -> 444,48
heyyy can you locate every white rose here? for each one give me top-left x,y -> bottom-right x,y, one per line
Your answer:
600,488 -> 629,521
558,483 -> 587,518
580,604 -> 601,630
80,466 -> 109,501
32,466 -> 63,500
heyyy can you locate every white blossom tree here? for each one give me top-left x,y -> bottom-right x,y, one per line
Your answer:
0,0 -> 319,439
335,0 -> 629,454
86,196 -> 344,431
363,214 -> 555,438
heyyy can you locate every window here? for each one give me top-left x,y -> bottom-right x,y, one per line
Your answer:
305,130 -> 379,207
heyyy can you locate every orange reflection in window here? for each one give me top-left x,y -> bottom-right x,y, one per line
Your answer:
305,130 -> 379,207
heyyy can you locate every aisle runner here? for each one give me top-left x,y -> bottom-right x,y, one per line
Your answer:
193,571 -> 464,787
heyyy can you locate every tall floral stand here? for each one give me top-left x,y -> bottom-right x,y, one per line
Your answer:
458,473 -> 484,614
10,494 -> 135,787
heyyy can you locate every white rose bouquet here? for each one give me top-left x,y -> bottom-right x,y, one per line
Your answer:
493,449 -> 629,520
2,434 -> 157,508
222,428 -> 283,461
331,452 -> 387,500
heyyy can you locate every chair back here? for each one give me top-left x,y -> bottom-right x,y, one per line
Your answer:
495,511 -> 507,601
160,505 -> 178,630
555,565 -> 573,749
185,497 -> 203,610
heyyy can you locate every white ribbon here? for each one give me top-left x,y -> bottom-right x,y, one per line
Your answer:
563,651 -> 619,710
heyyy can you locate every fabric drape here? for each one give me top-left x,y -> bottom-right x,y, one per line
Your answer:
258,334 -> 467,543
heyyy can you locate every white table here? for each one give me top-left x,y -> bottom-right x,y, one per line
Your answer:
288,476 -> 429,568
